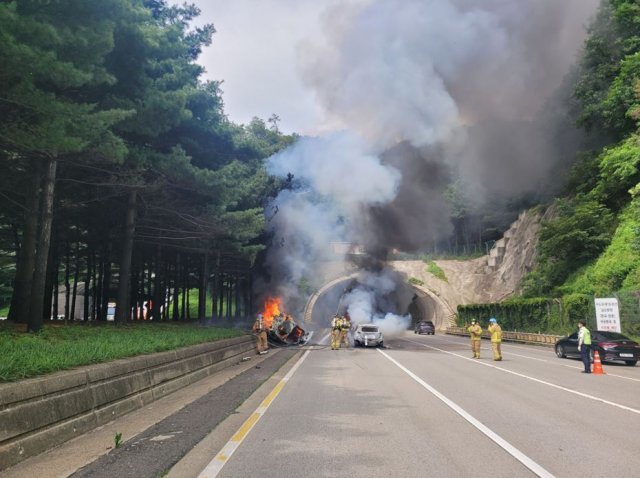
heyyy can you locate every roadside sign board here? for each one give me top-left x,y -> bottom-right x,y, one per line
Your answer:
594,298 -> 621,333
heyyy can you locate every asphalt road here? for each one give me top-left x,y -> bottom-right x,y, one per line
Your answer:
187,331 -> 640,478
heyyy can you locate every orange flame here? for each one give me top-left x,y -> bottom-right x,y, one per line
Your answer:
261,297 -> 282,328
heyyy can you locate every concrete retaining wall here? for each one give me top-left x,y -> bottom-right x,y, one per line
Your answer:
0,335 -> 254,470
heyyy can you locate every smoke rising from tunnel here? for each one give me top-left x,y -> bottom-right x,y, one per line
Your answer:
262,131 -> 401,312
262,0 -> 598,321
299,0 -> 599,203
341,269 -> 412,337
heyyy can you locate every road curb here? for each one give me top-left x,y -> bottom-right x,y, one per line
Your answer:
0,335 -> 254,470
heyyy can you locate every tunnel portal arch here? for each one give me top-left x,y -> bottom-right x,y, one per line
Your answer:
303,273 -> 455,330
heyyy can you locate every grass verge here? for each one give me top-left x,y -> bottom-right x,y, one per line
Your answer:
0,322 -> 244,382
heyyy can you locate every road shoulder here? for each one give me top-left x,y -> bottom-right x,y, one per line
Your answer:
1,348 -> 297,478
167,348 -> 305,478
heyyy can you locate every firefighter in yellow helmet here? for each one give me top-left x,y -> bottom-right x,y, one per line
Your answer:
252,314 -> 268,355
340,312 -> 352,348
330,315 -> 343,350
467,319 -> 483,359
487,317 -> 502,361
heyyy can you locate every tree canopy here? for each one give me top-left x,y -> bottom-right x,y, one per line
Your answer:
525,0 -> 640,296
0,0 -> 294,330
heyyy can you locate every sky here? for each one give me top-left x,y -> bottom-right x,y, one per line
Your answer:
192,0 -> 341,135
190,0 -> 598,136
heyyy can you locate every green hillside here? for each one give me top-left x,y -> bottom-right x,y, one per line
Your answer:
525,0 -> 640,298
466,1 -> 640,337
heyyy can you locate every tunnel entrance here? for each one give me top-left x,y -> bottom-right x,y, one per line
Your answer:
305,270 -> 448,330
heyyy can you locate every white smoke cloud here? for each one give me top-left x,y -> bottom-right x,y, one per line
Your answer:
267,131 -> 401,212
264,131 -> 402,310
263,0 -> 598,327
341,270 -> 411,337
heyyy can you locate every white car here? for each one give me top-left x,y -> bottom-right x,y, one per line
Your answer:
353,324 -> 384,347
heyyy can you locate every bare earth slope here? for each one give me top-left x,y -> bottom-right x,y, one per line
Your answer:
391,208 -> 552,324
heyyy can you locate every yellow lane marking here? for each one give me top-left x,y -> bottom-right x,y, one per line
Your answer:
231,412 -> 260,442
261,381 -> 285,407
197,350 -> 310,478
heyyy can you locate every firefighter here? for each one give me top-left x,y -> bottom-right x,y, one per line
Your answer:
340,312 -> 351,348
331,315 -> 343,350
487,317 -> 502,361
252,314 -> 268,355
467,319 -> 483,358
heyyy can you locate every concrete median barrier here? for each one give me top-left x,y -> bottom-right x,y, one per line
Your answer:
0,335 -> 254,471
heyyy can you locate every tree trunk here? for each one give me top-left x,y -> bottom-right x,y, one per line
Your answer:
210,272 -> 216,320
152,245 -> 162,321
100,244 -> 112,321
172,253 -> 180,321
235,274 -> 241,319
162,255 -> 169,321
226,275 -> 232,319
147,254 -> 153,298
131,257 -> 139,321
218,273 -> 224,319
198,253 -> 209,321
181,255 -> 187,320
50,246 -> 58,322
186,283 -> 191,320
94,250 -> 101,320
115,190 -> 137,324
9,159 -> 41,323
70,244 -> 80,321
248,271 -> 253,317
64,244 -> 70,321
28,155 -> 57,333
138,256 -> 145,320
84,250 -> 91,321
96,254 -> 103,320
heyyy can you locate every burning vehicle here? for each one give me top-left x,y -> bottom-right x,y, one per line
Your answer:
260,297 -> 312,346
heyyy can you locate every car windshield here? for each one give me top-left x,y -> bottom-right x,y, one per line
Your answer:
419,321 -> 433,326
361,326 -> 378,333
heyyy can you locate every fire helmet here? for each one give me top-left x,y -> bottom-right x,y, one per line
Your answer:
489,317 -> 497,323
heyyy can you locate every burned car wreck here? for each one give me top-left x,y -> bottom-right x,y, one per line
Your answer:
267,313 -> 312,346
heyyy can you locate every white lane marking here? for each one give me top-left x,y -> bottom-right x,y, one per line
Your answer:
377,349 -> 555,478
438,334 -> 554,354
511,351 -> 640,382
433,335 -> 640,382
198,351 -> 310,478
606,372 -> 640,382
502,351 -> 548,362
404,339 -> 640,415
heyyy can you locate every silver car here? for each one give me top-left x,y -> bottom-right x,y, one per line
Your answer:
353,324 -> 384,347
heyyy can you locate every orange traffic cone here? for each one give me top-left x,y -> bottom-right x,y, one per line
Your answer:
592,350 -> 605,375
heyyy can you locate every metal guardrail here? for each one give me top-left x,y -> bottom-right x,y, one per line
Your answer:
446,326 -> 563,347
